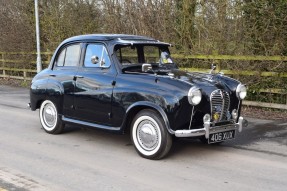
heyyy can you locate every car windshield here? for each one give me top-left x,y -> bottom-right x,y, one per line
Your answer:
115,44 -> 176,71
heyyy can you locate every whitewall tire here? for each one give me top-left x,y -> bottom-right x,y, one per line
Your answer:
131,109 -> 172,159
39,100 -> 64,134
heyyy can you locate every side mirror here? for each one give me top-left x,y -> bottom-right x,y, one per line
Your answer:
142,63 -> 152,72
91,55 -> 99,64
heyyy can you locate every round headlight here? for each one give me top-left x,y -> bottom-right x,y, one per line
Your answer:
236,84 -> 247,100
188,87 -> 202,105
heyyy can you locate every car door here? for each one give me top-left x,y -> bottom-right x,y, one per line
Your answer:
48,43 -> 81,117
73,43 -> 117,126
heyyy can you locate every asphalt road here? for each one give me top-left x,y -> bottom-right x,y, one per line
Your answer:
0,85 -> 286,191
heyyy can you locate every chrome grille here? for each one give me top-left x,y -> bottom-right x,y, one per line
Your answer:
210,90 -> 230,122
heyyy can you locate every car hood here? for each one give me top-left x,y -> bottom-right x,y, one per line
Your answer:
167,69 -> 236,94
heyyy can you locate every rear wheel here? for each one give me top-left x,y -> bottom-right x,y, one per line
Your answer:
131,109 -> 172,160
39,100 -> 64,134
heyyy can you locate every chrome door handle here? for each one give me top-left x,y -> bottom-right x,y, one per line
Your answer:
74,75 -> 84,78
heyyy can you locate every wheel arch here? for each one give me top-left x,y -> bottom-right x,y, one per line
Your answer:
121,101 -> 174,135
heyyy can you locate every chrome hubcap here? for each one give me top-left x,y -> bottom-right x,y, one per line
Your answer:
137,120 -> 159,151
43,104 -> 56,128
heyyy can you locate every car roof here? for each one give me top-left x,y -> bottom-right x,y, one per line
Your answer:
61,34 -> 171,47
63,34 -> 156,42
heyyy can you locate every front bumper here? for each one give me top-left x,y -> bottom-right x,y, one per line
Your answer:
174,116 -> 244,138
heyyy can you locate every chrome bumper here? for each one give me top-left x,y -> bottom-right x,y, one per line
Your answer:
174,116 -> 244,138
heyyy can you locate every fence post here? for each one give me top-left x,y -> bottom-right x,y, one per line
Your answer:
23,70 -> 27,81
1,52 -> 4,68
1,52 -> 4,77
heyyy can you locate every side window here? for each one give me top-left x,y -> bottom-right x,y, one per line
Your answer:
84,44 -> 111,68
55,44 -> 81,68
65,44 -> 81,67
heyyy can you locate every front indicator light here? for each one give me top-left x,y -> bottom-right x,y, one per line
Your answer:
203,114 -> 211,123
232,109 -> 238,119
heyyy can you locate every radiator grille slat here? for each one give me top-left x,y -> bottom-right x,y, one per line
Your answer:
210,90 -> 230,122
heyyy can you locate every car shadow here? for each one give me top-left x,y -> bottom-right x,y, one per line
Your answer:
63,124 -> 132,145
227,119 -> 287,146
59,119 -> 287,159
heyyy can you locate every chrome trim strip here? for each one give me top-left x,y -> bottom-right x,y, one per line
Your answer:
174,129 -> 206,138
174,117 -> 244,138
238,116 -> 243,132
204,122 -> 210,138
220,92 -> 225,120
237,100 -> 241,121
62,116 -> 121,131
223,91 -> 230,120
188,106 -> 195,130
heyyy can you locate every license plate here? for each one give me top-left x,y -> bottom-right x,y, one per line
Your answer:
208,130 -> 235,144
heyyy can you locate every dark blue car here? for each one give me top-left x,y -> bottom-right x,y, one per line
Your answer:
29,34 -> 247,159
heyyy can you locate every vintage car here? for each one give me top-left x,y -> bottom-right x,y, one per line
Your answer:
29,34 -> 247,159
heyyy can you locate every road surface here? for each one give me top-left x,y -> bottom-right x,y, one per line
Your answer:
0,85 -> 286,191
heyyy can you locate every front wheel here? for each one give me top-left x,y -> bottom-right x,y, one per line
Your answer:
131,109 -> 172,160
39,100 -> 64,134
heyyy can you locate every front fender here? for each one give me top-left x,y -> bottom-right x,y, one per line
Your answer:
122,101 -> 174,134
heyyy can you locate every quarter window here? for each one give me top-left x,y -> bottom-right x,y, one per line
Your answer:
56,49 -> 66,67
55,44 -> 81,67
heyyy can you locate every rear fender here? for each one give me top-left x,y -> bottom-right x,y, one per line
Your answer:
30,79 -> 48,111
44,79 -> 65,114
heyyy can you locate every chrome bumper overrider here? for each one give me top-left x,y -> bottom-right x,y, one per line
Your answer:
174,116 -> 244,138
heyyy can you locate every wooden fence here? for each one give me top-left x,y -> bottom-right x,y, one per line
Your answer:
0,52 -> 51,80
0,51 -> 287,110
